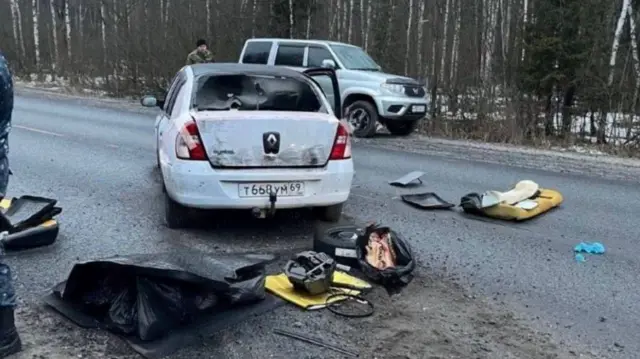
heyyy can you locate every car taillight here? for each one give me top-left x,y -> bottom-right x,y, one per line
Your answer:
329,122 -> 352,160
175,120 -> 206,160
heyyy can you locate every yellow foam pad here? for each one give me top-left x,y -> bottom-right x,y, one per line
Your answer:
0,198 -> 11,209
265,271 -> 371,310
481,188 -> 563,221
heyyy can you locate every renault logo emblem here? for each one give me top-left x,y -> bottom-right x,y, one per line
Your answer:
412,87 -> 419,94
267,134 -> 277,145
262,132 -> 280,154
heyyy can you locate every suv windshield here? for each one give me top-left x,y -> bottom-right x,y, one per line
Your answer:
193,74 -> 327,113
329,44 -> 381,71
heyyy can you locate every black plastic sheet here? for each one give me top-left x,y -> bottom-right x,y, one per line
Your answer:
50,251 -> 275,342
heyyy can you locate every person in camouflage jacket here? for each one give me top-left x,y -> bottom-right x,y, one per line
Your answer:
186,39 -> 214,65
0,52 -> 21,358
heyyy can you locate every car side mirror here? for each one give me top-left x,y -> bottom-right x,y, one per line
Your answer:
141,95 -> 163,109
321,59 -> 336,69
140,95 -> 157,107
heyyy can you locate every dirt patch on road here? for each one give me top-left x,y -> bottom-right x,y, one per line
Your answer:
7,273 -> 598,359
348,275 -> 592,359
12,305 -> 139,359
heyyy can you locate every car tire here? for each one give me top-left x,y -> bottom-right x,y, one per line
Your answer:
314,202 -> 344,223
159,158 -> 167,193
346,100 -> 379,138
313,223 -> 361,268
386,119 -> 419,136
164,192 -> 190,229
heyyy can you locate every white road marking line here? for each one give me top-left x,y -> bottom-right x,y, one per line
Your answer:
14,125 -> 64,137
14,126 -> 120,149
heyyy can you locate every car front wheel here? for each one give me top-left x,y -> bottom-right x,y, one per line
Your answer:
346,101 -> 379,138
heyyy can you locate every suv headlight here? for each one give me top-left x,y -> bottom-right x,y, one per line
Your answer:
380,83 -> 405,95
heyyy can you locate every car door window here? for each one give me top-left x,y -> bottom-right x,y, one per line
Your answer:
163,73 -> 184,113
305,72 -> 339,116
307,46 -> 335,68
165,77 -> 186,116
274,45 -> 305,66
242,41 -> 272,64
168,82 -> 187,117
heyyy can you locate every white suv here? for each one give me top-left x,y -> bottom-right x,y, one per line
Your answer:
239,38 -> 429,138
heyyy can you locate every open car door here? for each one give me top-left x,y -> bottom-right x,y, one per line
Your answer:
303,68 -> 342,118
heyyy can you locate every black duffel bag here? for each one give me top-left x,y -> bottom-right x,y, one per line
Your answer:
355,223 -> 415,294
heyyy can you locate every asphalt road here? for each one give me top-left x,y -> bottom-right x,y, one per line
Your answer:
6,89 -> 640,358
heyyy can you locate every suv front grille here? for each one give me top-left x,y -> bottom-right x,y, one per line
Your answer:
404,86 -> 425,98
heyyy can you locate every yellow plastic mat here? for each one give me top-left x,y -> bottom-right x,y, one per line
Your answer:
0,198 -> 58,227
265,271 -> 371,310
482,188 -> 563,221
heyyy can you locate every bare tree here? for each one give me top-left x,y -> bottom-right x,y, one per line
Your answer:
49,0 -> 59,73
31,0 -> 40,70
404,0 -> 414,75
0,0 -> 636,152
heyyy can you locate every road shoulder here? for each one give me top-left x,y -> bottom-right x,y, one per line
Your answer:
12,272 -> 600,359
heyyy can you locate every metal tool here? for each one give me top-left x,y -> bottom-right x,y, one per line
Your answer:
273,328 -> 359,357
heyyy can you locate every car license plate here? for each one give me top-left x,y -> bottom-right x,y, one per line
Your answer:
238,182 -> 305,197
411,105 -> 426,113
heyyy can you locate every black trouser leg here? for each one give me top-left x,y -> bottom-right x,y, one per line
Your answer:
0,263 -> 20,358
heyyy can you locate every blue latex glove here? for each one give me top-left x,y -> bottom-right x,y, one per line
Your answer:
574,242 -> 605,254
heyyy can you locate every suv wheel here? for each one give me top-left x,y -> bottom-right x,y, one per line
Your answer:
386,119 -> 419,136
346,100 -> 378,138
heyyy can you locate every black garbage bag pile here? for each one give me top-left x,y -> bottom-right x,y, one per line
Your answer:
52,251 -> 273,342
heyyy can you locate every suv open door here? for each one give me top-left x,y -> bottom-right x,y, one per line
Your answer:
303,68 -> 342,118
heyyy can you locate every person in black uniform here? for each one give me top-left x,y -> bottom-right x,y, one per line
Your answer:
0,51 -> 21,358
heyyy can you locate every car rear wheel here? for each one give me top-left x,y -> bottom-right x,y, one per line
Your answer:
346,100 -> 378,138
386,119 -> 419,136
313,203 -> 344,223
164,192 -> 190,229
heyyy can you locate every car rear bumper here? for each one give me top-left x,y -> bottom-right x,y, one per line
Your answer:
162,159 -> 354,209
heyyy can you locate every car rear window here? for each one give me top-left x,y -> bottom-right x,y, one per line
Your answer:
241,41 -> 272,64
193,74 -> 326,113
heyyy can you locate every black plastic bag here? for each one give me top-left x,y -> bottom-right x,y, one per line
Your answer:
459,192 -> 484,214
226,274 -> 266,305
136,277 -> 189,341
55,251 -> 273,342
355,224 -> 416,294
106,286 -> 138,335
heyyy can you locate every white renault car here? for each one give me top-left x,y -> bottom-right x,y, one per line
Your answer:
140,63 -> 354,228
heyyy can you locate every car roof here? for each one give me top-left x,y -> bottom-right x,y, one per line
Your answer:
189,62 -> 311,81
245,38 -> 358,48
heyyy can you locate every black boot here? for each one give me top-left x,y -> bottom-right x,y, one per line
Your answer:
0,307 -> 21,358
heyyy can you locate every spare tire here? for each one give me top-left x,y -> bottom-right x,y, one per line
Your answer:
313,224 -> 363,268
